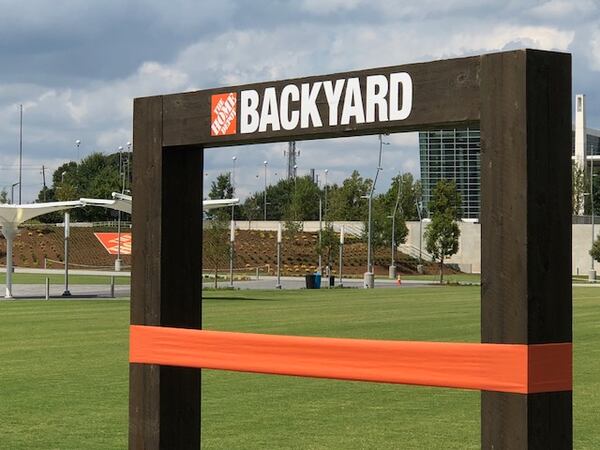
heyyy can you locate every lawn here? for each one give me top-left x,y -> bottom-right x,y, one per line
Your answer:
0,287 -> 598,449
0,272 -> 130,285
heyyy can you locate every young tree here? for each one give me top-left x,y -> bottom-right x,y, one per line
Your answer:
590,236 -> 600,265
203,219 -> 231,288
425,213 -> 460,284
425,180 -> 462,283
315,222 -> 339,273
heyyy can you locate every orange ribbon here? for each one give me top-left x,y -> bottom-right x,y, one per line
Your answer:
130,325 -> 571,394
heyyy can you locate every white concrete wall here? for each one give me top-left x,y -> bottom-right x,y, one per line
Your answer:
234,220 -> 596,275
402,221 -> 481,273
403,221 -> 599,275
234,220 -> 364,236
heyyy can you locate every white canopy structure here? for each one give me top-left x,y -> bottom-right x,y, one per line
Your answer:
0,201 -> 82,298
80,193 -> 239,213
80,193 -> 132,214
1,194 -> 240,298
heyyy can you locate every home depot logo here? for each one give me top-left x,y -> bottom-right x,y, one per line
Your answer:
211,92 -> 237,136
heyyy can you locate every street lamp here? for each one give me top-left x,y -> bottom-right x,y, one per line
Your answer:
231,156 -> 237,220
324,169 -> 329,220
62,212 -> 71,296
364,134 -> 388,288
10,182 -> 20,204
416,199 -> 424,273
388,174 -> 402,279
590,144 -> 597,281
75,139 -> 81,161
115,145 -> 124,272
263,160 -> 268,220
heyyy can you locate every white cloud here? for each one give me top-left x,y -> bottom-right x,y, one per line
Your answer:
591,29 -> 600,71
1,0 -> 598,203
528,0 -> 598,19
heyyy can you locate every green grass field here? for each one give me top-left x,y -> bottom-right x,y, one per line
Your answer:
0,273 -> 130,285
0,287 -> 598,449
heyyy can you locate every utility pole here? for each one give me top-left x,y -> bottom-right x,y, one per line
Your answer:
286,141 -> 298,179
41,165 -> 47,201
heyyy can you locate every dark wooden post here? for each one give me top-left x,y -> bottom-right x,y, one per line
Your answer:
480,49 -> 572,449
130,95 -> 204,449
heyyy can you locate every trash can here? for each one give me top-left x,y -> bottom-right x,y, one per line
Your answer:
305,274 -> 315,289
314,273 -> 322,289
329,275 -> 335,287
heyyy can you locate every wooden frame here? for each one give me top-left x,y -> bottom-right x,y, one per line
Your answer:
130,49 -> 572,449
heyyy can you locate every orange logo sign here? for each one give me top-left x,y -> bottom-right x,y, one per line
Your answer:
211,92 -> 237,136
94,232 -> 132,255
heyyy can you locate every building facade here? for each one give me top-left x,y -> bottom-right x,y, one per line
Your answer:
419,128 -> 481,219
420,95 -> 600,220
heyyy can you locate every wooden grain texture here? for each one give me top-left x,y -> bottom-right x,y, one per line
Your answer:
480,49 -> 572,449
130,95 -> 163,450
129,94 -> 204,449
161,56 -> 481,148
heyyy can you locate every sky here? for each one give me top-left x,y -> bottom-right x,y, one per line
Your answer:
0,0 -> 599,203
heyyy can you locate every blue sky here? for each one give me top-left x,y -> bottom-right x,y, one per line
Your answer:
0,0 -> 599,202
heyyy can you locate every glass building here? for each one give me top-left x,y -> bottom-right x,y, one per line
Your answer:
419,128 -> 481,219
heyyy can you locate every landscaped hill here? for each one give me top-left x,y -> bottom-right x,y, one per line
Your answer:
0,225 -> 451,276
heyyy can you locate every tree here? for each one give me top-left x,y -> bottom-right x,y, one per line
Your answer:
208,173 -> 234,220
427,179 -> 462,220
327,170 -> 371,221
591,236 -> 600,266
363,196 -> 408,256
425,180 -> 462,283
0,188 -> 8,204
424,213 -> 460,284
316,222 -> 339,272
381,173 -> 421,221
284,176 -> 321,221
203,219 -> 231,288
36,152 -> 128,223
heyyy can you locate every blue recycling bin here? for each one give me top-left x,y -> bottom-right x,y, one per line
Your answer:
314,272 -> 322,289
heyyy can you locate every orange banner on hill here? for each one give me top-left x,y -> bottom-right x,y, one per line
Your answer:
94,232 -> 132,255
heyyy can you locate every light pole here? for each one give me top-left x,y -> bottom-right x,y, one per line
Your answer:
590,144 -> 597,281
276,223 -> 282,289
263,160 -> 268,220
75,139 -> 81,161
115,146 -> 124,272
126,141 -> 132,188
339,225 -> 344,288
364,134 -> 388,288
230,219 -> 235,288
324,169 -> 329,219
231,156 -> 237,220
62,212 -> 71,296
318,196 -> 322,272
389,174 -> 402,279
10,182 -> 19,204
416,199 -> 424,273
18,104 -> 22,205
